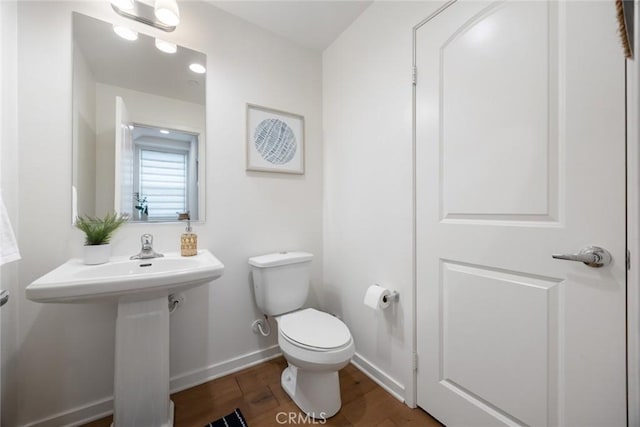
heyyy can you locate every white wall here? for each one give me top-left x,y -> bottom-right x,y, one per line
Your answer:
15,2 -> 322,425
93,83 -> 206,218
322,1 -> 444,403
1,1 -> 20,424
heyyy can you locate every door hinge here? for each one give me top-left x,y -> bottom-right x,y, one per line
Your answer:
412,353 -> 418,372
627,249 -> 631,271
412,66 -> 417,85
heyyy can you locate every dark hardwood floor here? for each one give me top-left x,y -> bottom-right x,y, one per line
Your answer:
83,357 -> 442,426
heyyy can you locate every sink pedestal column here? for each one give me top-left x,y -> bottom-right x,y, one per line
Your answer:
113,296 -> 173,426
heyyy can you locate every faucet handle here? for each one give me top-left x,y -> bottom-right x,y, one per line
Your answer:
130,234 -> 163,260
141,233 -> 153,248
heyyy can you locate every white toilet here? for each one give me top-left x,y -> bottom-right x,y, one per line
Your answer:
249,251 -> 355,419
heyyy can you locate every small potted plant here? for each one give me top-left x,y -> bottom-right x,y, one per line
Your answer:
75,212 -> 128,265
135,192 -> 148,221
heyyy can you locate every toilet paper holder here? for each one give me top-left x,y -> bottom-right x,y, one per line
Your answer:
376,284 -> 399,304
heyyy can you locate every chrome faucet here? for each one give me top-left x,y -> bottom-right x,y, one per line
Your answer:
130,234 -> 164,260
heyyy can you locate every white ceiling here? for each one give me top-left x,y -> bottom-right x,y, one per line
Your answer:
208,1 -> 373,51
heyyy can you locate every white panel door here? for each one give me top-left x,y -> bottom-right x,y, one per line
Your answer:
415,1 -> 626,426
114,96 -> 133,216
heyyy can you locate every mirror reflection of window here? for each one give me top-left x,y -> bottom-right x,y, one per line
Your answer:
132,125 -> 199,221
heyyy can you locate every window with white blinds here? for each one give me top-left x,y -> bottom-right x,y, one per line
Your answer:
139,149 -> 188,220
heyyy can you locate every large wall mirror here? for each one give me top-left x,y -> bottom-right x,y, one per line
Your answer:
72,12 -> 206,222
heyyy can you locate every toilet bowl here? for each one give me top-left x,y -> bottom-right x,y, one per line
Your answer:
275,308 -> 355,418
248,251 -> 354,419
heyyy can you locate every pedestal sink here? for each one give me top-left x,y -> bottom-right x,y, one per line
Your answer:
26,250 -> 224,427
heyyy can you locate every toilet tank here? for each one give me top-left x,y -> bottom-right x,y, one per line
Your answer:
249,252 -> 313,316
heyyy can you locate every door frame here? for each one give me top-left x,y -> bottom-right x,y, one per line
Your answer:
407,1 -> 640,424
625,3 -> 640,425
408,0 -> 457,409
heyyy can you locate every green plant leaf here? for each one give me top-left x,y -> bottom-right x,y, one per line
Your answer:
75,212 -> 128,245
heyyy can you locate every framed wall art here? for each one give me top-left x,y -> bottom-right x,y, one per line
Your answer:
246,104 -> 305,174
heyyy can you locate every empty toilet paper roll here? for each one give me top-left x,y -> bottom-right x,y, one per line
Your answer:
364,285 -> 391,310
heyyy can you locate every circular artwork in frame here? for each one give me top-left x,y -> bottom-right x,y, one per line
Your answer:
246,104 -> 305,174
254,118 -> 297,165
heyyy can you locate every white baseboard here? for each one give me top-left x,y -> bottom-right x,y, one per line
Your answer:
351,352 -> 405,403
21,397 -> 114,427
170,345 -> 282,393
21,345 -> 282,427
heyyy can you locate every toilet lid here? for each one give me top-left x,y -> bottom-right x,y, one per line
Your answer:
279,308 -> 351,350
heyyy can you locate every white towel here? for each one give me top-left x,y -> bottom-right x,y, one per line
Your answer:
0,194 -> 20,266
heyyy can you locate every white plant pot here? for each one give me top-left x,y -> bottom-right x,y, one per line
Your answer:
83,243 -> 112,265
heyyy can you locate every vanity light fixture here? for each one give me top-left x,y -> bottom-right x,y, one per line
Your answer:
113,25 -> 138,41
111,0 -> 177,32
155,0 -> 180,27
189,63 -> 206,74
155,38 -> 177,54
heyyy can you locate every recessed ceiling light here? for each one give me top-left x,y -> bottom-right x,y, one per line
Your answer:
155,0 -> 180,27
111,0 -> 134,10
155,38 -> 177,54
189,63 -> 206,74
113,25 -> 138,41
160,129 -> 170,134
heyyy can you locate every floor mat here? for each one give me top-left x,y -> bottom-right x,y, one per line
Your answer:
204,408 -> 248,427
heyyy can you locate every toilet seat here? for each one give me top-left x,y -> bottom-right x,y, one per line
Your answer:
278,308 -> 352,351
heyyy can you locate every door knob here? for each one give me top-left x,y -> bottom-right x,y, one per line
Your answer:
0,289 -> 9,307
552,246 -> 612,268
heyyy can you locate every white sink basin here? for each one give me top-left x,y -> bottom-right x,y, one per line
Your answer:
26,249 -> 224,303
26,248 -> 224,426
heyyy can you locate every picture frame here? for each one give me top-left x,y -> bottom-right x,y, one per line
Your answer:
246,103 -> 305,174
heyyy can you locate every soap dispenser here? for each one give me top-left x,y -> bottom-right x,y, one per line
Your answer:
178,212 -> 197,256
